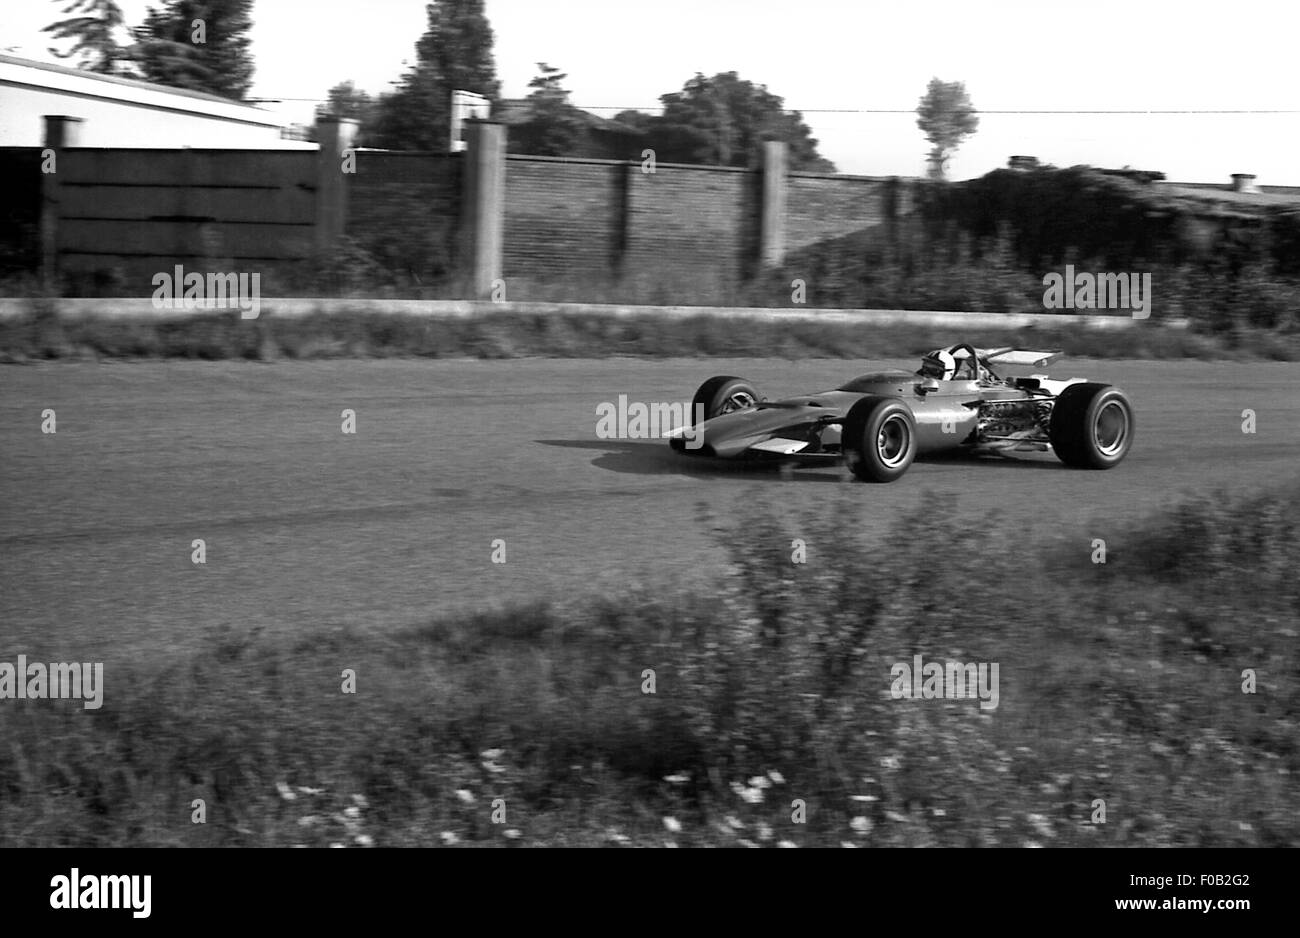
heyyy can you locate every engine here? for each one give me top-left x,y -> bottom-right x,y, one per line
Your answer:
977,400 -> 1052,439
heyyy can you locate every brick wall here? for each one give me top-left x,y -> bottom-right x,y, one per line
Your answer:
503,156 -> 624,280
499,156 -> 764,287
500,157 -> 900,287
624,163 -> 759,285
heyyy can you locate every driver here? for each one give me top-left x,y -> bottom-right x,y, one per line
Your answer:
918,349 -> 957,381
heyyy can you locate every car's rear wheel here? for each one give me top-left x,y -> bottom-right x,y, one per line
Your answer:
842,397 -> 917,482
1049,383 -> 1134,468
691,376 -> 761,422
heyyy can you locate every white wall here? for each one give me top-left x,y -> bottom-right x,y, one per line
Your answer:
0,57 -> 316,150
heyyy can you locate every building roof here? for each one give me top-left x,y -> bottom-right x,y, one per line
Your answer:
1156,181 -> 1300,206
0,52 -> 282,128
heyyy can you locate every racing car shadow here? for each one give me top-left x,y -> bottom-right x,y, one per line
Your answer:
920,449 -> 1069,471
535,439 -> 850,482
538,439 -> 1072,480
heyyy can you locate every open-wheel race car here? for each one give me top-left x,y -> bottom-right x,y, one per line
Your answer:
666,344 -> 1135,482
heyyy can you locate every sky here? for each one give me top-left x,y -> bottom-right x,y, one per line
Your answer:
6,0 -> 1299,183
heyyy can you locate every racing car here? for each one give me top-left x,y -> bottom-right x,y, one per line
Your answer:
666,344 -> 1135,482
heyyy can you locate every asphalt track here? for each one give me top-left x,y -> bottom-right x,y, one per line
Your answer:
1,358 -> 1296,668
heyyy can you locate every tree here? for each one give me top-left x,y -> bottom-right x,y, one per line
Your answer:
311,80 -> 377,143
916,78 -> 979,180
367,0 -> 500,151
641,72 -> 835,171
318,81 -> 374,124
610,110 -> 655,135
516,63 -> 585,156
42,0 -> 133,74
132,0 -> 255,100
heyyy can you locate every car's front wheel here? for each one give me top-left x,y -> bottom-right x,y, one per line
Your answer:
842,397 -> 917,482
1049,383 -> 1135,468
691,376 -> 761,422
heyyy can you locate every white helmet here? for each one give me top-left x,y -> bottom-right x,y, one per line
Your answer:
921,349 -> 957,381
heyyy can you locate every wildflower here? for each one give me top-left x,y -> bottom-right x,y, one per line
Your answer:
777,840 -> 797,848
297,815 -> 319,828
355,834 -> 374,847
748,776 -> 772,790
756,822 -> 773,841
343,806 -> 361,820
850,816 -> 873,834
663,773 -> 689,784
740,787 -> 764,804
503,828 -> 522,839
663,816 -> 682,834
725,815 -> 744,830
351,793 -> 368,809
275,781 -> 297,801
455,789 -> 475,805
297,786 -> 325,796
768,770 -> 785,785
440,831 -> 460,845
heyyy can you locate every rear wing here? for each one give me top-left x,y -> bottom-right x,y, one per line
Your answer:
968,347 -> 1064,370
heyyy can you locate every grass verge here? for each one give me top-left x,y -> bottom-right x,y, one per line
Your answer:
1,484 -> 1295,847
2,307 -> 1297,362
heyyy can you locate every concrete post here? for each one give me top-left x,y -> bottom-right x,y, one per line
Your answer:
315,116 -> 358,255
40,116 -> 84,290
461,120 -> 506,298
760,140 -> 788,269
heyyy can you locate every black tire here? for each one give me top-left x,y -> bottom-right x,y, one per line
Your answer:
842,397 -> 917,482
691,376 -> 761,422
1049,383 -> 1135,469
